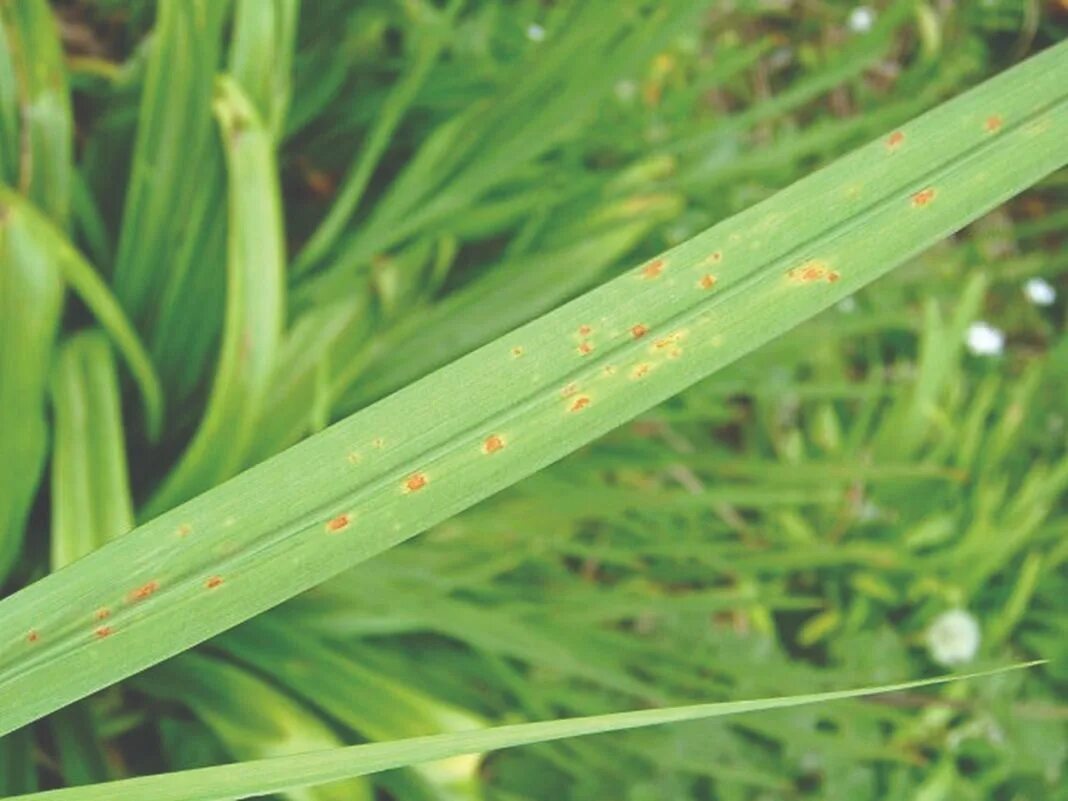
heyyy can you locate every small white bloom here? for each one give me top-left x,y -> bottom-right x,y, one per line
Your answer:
526,23 -> 545,43
926,609 -> 981,667
1023,277 -> 1056,306
965,321 -> 1005,357
848,7 -> 876,33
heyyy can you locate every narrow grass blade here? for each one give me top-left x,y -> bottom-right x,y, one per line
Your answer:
1,188 -> 163,439
0,192 -> 63,584
0,0 -> 73,224
5,664 -> 1041,801
50,331 -> 135,569
229,0 -> 301,141
0,41 -> 1065,739
111,0 -> 228,320
143,77 -> 286,516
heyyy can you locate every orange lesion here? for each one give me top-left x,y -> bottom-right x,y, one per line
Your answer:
640,258 -> 665,279
94,626 -> 113,639
788,260 -> 839,284
911,188 -> 936,207
326,514 -> 351,533
631,324 -> 649,339
653,331 -> 684,350
27,630 -> 39,644
569,395 -> 591,412
886,130 -> 905,150
176,523 -> 192,538
577,341 -> 594,356
404,473 -> 428,493
129,580 -> 160,602
984,115 -> 1003,133
482,435 -> 505,454
205,576 -> 224,590
578,324 -> 592,336
698,274 -> 717,290
94,608 -> 111,621
631,363 -> 652,379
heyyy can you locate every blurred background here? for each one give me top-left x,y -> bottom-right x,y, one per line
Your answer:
2,0 -> 1067,798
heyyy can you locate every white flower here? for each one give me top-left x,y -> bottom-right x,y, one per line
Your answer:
1023,277 -> 1056,306
526,23 -> 546,43
965,321 -> 1005,357
926,609 -> 981,667
848,7 -> 876,33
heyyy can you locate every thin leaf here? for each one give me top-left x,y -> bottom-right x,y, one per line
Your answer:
0,41 -> 1065,739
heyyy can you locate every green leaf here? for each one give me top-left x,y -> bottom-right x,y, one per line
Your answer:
5,664 -> 1041,801
0,40 -> 1065,739
143,76 -> 287,516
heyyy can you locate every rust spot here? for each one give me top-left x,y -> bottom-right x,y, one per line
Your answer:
698,274 -> 717,290
483,435 -> 505,454
640,259 -> 665,279
789,260 -> 836,283
372,437 -> 385,449
886,130 -> 905,149
405,473 -> 428,493
631,324 -> 648,339
631,363 -> 652,379
511,346 -> 524,358
27,630 -> 39,644
95,626 -> 113,639
707,251 -> 722,264
578,341 -> 594,355
911,188 -> 936,207
205,576 -> 224,590
654,332 -> 683,350
326,514 -> 351,533
95,608 -> 111,621
569,395 -> 591,412
561,383 -> 578,398
129,580 -> 160,602
985,115 -> 1003,133
176,523 -> 192,538
578,325 -> 592,336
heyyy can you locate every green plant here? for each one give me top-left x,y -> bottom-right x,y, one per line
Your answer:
1,1 -> 1066,798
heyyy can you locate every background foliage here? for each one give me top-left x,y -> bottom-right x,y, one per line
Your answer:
0,1 -> 1066,799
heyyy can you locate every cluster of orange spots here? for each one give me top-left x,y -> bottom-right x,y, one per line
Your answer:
569,395 -> 591,412
326,513 -> 351,533
176,523 -> 192,538
653,331 -> 684,350
886,130 -> 905,150
27,630 -> 39,644
94,608 -> 111,621
631,363 -> 652,380
577,341 -> 594,356
911,188 -> 936,207
631,324 -> 648,339
698,274 -> 717,290
405,473 -> 428,493
482,435 -> 505,454
205,576 -> 224,590
129,580 -> 160,602
640,258 -> 665,279
95,626 -> 113,639
789,261 -> 840,284
578,324 -> 592,336
984,115 -> 1003,133
510,346 -> 524,358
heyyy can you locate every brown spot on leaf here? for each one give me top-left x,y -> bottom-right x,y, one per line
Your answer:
631,324 -> 648,339
886,130 -> 905,149
578,341 -> 594,355
176,523 -> 192,538
95,626 -> 113,639
483,435 -> 505,454
27,630 -> 39,644
640,259 -> 665,279
326,514 -> 351,533
129,581 -> 160,602
405,473 -> 428,493
205,576 -> 224,590
912,188 -> 936,207
570,396 -> 591,412
511,346 -> 524,358
95,608 -> 111,621
698,274 -> 717,290
985,115 -> 1003,133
